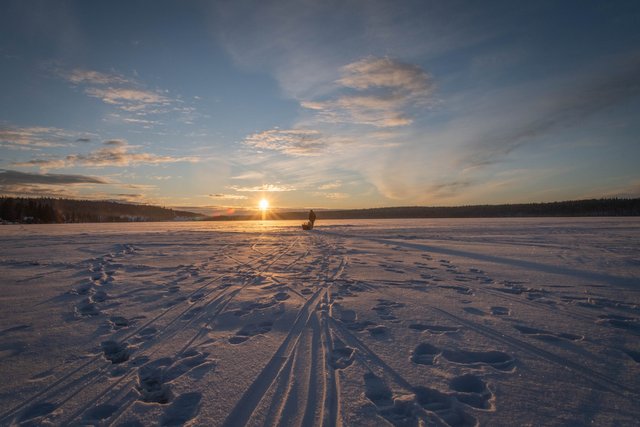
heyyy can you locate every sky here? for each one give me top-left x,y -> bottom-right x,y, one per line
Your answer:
1,0 -> 639,214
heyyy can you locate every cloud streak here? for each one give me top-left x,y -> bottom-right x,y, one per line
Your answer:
64,69 -> 129,85
302,57 -> 434,128
0,169 -> 110,199
0,126 -> 92,149
0,169 -> 108,185
230,184 -> 296,192
58,67 -> 175,118
209,193 -> 248,200
243,129 -> 324,156
12,140 -> 198,170
462,56 -> 640,169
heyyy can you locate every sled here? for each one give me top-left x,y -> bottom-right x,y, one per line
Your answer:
302,221 -> 313,230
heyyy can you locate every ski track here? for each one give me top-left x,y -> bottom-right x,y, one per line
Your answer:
2,233 -> 302,425
75,236 -> 305,426
1,219 -> 639,426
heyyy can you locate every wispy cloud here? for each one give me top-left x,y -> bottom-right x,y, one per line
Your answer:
12,140 -> 198,170
0,169 -> 166,202
243,129 -> 324,156
209,193 -> 248,200
84,87 -> 169,111
64,68 -> 129,85
0,125 -> 93,149
301,57 -> 434,128
230,184 -> 296,192
231,171 -> 265,180
213,0 -> 483,100
461,56 -> 640,170
339,57 -> 432,94
426,179 -> 474,199
0,169 -> 109,199
57,67 -> 178,120
0,183 -> 79,198
314,191 -> 349,200
318,180 -> 342,190
0,169 -> 108,185
121,117 -> 160,126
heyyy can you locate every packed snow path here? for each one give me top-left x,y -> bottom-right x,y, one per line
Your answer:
0,218 -> 639,426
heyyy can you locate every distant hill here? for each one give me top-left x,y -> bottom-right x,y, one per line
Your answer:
207,198 -> 640,221
0,197 -> 203,224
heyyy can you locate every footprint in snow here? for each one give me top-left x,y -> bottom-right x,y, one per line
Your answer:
438,285 -> 473,295
411,343 -> 439,365
490,306 -> 510,316
101,340 -> 130,364
330,346 -> 356,369
228,321 -> 274,344
75,298 -> 100,317
363,373 -> 414,425
109,316 -> 129,329
91,290 -> 108,302
462,307 -> 484,316
17,402 -> 57,424
441,348 -> 515,371
408,323 -> 459,335
274,291 -> 290,301
72,283 -> 93,295
363,372 -> 477,427
161,392 -> 202,426
83,404 -> 118,423
136,350 -> 215,404
414,386 -> 477,427
368,325 -> 389,338
372,300 -> 404,321
411,343 -> 515,371
449,374 -> 494,410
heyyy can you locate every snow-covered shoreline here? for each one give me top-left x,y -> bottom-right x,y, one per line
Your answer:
1,218 -> 639,426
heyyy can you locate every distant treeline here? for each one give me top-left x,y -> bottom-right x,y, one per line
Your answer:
0,197 -> 203,224
208,198 -> 640,221
2,197 -> 638,224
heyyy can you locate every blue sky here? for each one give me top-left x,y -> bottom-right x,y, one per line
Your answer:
1,0 -> 639,213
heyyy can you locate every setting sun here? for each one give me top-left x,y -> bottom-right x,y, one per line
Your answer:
259,199 -> 269,211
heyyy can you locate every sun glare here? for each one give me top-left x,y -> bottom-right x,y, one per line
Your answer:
259,199 -> 269,211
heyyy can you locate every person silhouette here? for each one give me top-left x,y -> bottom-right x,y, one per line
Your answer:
308,209 -> 316,228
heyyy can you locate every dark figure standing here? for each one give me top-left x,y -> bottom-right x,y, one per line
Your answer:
309,209 -> 316,228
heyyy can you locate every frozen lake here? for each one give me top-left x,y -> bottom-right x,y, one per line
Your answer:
1,218 -> 639,426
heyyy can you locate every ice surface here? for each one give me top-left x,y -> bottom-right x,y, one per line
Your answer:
0,218 -> 639,426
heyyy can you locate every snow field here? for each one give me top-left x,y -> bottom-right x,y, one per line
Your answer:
0,218 -> 639,426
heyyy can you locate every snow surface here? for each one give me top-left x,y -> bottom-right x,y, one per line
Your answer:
0,218 -> 639,426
